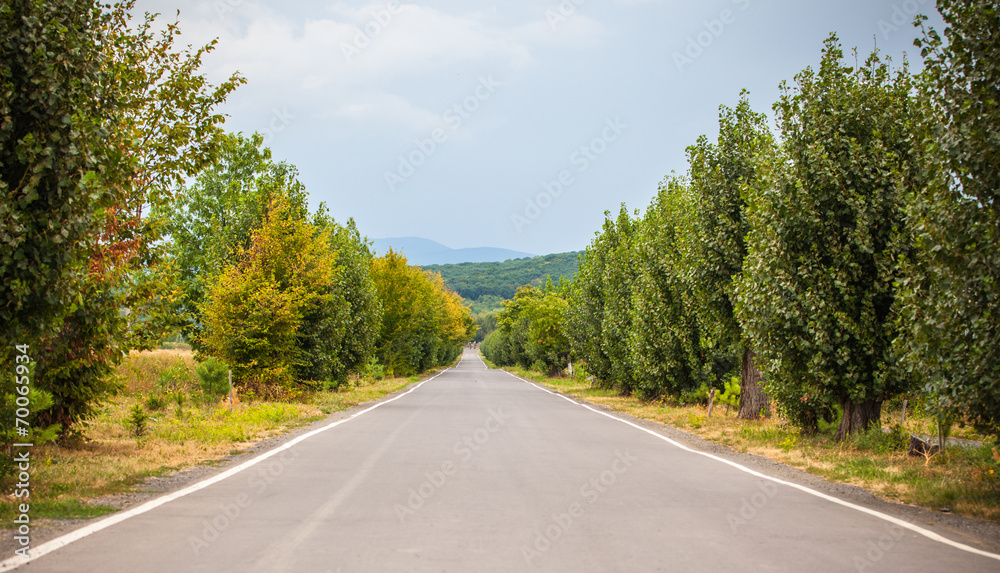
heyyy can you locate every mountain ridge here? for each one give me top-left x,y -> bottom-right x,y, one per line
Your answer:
371,237 -> 536,266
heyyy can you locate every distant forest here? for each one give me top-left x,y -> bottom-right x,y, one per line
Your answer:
422,251 -> 581,303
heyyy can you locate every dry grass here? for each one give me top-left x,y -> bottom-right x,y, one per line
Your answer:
505,366 -> 1000,524
114,348 -> 198,394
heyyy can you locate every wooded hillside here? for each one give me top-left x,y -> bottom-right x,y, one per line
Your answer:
422,252 -> 581,302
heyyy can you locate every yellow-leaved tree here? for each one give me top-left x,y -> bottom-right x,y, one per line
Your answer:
201,194 -> 346,399
370,250 -> 475,376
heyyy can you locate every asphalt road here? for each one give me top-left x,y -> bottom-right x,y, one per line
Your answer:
5,349 -> 1000,572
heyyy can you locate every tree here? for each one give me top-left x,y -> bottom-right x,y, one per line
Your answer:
736,36 -> 923,438
310,209 -> 382,385
157,132 -> 309,348
566,246 -> 612,385
1,1 -> 243,430
487,282 -> 570,375
201,194 -> 343,398
628,177 -> 710,400
896,1 -> 1000,438
1,0 -> 109,343
523,279 -> 571,375
688,92 -> 775,419
567,206 -> 638,392
370,250 -> 474,376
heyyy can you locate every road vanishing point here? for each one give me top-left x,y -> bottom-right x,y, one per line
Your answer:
4,349 -> 999,572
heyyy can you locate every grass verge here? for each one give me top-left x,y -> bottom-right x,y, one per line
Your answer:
496,363 -> 1000,524
1,350 -> 433,526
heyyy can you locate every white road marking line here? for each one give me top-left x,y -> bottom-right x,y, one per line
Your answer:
506,370 -> 1000,563
0,370 -> 448,571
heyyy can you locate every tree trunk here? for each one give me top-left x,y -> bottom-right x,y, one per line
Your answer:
835,399 -> 882,440
738,348 -> 770,420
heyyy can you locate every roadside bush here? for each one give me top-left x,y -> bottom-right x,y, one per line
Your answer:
679,383 -> 710,406
361,355 -> 385,382
125,404 -> 150,439
157,360 -> 193,394
854,425 -> 909,454
717,377 -> 740,412
173,390 -> 186,418
196,357 -> 230,403
145,394 -> 168,411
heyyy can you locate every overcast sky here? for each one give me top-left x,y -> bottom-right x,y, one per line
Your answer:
134,0 -> 943,256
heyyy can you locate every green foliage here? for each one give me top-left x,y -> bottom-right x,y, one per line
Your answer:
778,435 -> 799,453
306,212 -> 382,384
688,92 -> 772,342
627,179 -> 710,400
679,383 -> 711,407
361,356 -> 386,382
1,360 -> 62,481
172,390 -> 186,418
817,404 -> 844,434
0,0 -> 108,342
895,0 -> 1000,439
157,133 -> 311,349
196,357 -> 230,402
566,207 -> 638,392
144,393 -> 168,411
854,425 -> 909,454
736,35 -> 922,436
125,404 -> 150,439
718,377 -> 741,410
686,92 -> 774,418
164,137 -> 381,392
422,252 -> 581,301
472,310 -> 499,343
157,360 -> 193,393
468,295 -> 506,315
1,0 -> 242,433
482,282 -> 570,375
370,250 -> 475,376
201,194 -> 348,398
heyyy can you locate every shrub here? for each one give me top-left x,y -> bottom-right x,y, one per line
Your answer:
172,390 -> 186,418
125,404 -> 150,439
196,357 -> 231,403
717,377 -> 740,411
854,425 -> 909,454
157,360 -> 193,393
361,355 -> 385,382
145,394 -> 168,411
679,383 -> 710,406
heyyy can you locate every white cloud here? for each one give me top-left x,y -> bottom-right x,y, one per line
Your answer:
136,1 -> 606,138
326,91 -> 441,132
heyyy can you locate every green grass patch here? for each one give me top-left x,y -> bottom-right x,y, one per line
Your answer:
0,498 -> 118,523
